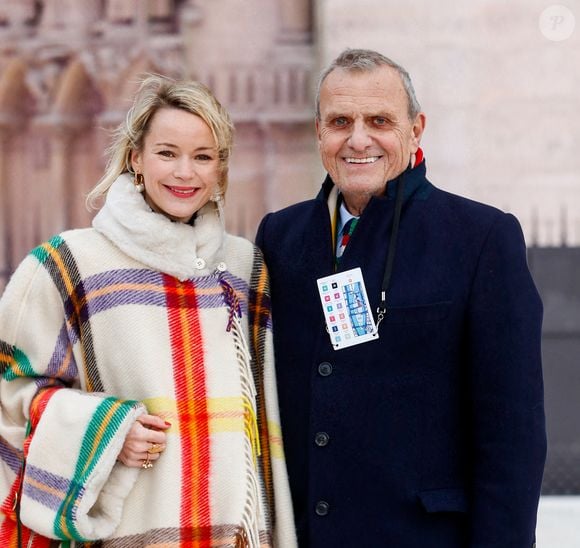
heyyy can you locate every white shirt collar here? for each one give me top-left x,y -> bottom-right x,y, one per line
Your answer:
338,197 -> 359,235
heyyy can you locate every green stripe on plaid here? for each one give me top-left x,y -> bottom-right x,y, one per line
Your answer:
32,236 -> 104,393
1,341 -> 37,381
30,235 -> 65,264
53,397 -> 138,541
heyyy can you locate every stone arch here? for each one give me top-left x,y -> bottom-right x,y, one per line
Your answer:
278,0 -> 312,43
52,57 -> 104,126
0,58 -> 35,125
112,51 -> 164,112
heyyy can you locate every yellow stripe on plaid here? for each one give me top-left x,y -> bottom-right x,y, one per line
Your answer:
267,421 -> 285,459
143,396 -> 251,434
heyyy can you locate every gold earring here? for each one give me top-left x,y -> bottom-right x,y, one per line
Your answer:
134,173 -> 145,193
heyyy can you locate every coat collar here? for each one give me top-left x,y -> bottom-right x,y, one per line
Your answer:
92,174 -> 225,280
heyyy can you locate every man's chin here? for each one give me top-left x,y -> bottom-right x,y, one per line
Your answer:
336,178 -> 387,197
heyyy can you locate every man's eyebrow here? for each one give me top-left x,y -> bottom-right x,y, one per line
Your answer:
323,111 -> 351,120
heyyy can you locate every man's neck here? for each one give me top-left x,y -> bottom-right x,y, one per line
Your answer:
341,192 -> 374,216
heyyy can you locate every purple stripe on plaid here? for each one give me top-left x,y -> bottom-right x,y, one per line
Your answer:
23,463 -> 77,511
219,272 -> 251,316
62,268 -> 252,320
46,324 -> 79,380
88,287 -> 168,313
0,435 -> 23,473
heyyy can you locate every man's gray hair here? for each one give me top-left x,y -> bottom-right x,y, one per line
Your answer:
315,48 -> 421,121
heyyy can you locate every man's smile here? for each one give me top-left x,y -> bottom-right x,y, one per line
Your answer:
344,156 -> 381,164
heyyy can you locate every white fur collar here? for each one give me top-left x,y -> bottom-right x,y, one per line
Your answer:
92,174 -> 225,280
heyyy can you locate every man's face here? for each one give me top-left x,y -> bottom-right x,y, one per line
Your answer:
316,66 -> 425,211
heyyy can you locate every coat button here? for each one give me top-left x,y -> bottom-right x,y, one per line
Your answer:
318,362 -> 332,376
315,500 -> 329,516
315,432 -> 330,447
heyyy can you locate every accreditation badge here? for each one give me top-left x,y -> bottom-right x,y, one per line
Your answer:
316,267 -> 379,350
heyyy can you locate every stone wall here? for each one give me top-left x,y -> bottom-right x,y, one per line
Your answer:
0,0 -> 318,290
316,0 -> 580,246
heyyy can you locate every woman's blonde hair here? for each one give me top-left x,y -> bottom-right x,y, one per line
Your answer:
86,74 -> 234,209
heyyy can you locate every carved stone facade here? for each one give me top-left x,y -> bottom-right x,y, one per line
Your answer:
0,0 -> 317,289
1,1 -> 579,291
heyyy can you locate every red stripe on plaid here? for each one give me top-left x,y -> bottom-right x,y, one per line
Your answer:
0,509 -> 53,547
0,474 -> 21,522
0,387 -> 63,545
29,387 -> 62,431
164,275 -> 212,547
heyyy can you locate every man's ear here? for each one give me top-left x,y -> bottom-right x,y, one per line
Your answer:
315,117 -> 321,142
410,113 -> 426,152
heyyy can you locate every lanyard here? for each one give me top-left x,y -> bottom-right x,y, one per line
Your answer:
376,173 -> 406,329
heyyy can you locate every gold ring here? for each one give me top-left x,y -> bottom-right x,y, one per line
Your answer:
148,443 -> 164,454
141,454 -> 153,469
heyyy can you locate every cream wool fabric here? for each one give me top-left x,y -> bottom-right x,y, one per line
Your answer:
0,175 -> 296,547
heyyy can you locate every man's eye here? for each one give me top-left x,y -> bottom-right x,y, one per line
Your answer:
374,117 -> 388,126
333,117 -> 349,127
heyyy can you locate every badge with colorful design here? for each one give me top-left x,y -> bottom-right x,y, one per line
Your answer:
317,267 -> 378,350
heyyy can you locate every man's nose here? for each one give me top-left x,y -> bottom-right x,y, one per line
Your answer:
347,120 -> 372,151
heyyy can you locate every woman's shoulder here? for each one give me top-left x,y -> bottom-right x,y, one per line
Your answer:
223,233 -> 259,256
26,227 -> 127,277
222,234 -> 264,278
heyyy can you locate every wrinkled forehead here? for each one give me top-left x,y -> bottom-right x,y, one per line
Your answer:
319,66 -> 409,116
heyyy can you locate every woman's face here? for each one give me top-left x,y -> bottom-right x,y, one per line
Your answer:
131,107 -> 221,223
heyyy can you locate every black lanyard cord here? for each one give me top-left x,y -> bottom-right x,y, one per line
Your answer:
376,173 -> 406,328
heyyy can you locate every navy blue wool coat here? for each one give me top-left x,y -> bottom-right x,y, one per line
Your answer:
256,162 -> 546,548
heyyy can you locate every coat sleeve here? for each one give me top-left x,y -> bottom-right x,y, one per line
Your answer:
0,251 -> 146,542
467,213 -> 546,547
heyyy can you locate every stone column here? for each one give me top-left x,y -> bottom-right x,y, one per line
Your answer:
180,0 -> 204,78
106,0 -> 138,23
278,0 -> 312,44
0,0 -> 35,27
39,124 -> 76,238
148,0 -> 173,18
0,129 -> 12,291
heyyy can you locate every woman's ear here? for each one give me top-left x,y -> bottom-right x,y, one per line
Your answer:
130,149 -> 141,173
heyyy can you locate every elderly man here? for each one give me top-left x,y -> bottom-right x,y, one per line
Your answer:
256,48 -> 546,547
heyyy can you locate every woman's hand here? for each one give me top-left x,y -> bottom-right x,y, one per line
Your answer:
117,413 -> 171,469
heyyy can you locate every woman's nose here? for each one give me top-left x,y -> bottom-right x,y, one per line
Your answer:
174,158 -> 195,179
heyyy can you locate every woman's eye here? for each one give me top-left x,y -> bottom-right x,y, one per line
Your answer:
196,154 -> 212,161
158,150 -> 174,157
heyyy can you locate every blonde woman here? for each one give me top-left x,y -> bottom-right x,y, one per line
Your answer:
0,75 -> 296,548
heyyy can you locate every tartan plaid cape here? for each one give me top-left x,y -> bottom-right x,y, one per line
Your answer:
0,175 -> 296,547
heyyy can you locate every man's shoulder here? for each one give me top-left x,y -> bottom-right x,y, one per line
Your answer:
258,197 -> 323,235
256,196 -> 326,251
430,185 -> 509,227
432,185 -> 502,215
426,185 -> 530,250
266,197 -> 321,221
